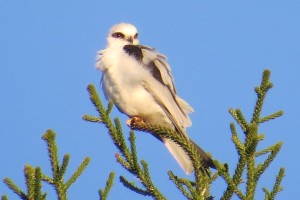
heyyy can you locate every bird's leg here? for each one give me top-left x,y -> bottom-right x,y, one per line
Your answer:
126,116 -> 145,127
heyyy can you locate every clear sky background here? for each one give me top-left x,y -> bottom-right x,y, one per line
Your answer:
1,1 -> 299,199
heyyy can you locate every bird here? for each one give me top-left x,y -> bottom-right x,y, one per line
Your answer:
96,23 -> 215,174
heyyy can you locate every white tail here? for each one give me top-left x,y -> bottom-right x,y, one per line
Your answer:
164,138 -> 193,174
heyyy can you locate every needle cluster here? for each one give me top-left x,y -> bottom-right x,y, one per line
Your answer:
218,70 -> 285,200
2,130 -> 90,200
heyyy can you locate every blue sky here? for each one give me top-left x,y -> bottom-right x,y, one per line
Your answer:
1,1 -> 299,199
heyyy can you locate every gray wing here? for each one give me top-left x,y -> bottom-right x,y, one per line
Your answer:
138,45 -> 194,135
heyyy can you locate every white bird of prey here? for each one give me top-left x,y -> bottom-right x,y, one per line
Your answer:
96,23 -> 215,174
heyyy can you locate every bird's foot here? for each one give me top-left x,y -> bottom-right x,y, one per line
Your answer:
126,116 -> 145,127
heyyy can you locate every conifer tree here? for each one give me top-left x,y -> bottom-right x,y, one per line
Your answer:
2,70 -> 284,200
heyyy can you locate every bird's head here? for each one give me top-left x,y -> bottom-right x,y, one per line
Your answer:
106,23 -> 139,47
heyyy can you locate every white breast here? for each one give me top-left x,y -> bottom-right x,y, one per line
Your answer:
100,46 -> 166,121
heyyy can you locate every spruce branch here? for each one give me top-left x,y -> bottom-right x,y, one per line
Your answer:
128,131 -> 141,172
41,130 -> 90,200
251,70 -> 273,124
65,157 -> 90,190
106,100 -> 114,115
3,177 -> 29,200
3,129 -> 94,200
255,142 -> 282,180
84,84 -> 166,200
259,111 -> 284,124
24,166 -> 46,200
220,156 -> 246,200
99,172 -> 115,200
1,195 -> 8,200
42,130 -> 60,181
60,155 -> 70,179
33,167 -> 46,200
115,153 -> 131,169
119,176 -> 150,196
130,121 -> 213,199
24,165 -> 35,200
255,142 -> 281,157
113,119 -> 133,165
168,171 -> 194,199
117,135 -> 166,199
3,165 -> 47,200
229,109 -> 248,132
220,70 -> 284,200
230,123 -> 245,157
220,123 -> 247,199
263,168 -> 285,200
83,115 -> 103,123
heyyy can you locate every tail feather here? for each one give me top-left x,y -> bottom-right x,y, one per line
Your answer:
164,138 -> 216,174
164,138 -> 194,174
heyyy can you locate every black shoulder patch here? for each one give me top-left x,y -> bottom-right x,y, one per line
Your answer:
124,45 -> 164,86
123,45 -> 143,61
147,61 -> 164,85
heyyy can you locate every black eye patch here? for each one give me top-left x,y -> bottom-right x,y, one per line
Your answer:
134,33 -> 138,39
112,32 -> 125,39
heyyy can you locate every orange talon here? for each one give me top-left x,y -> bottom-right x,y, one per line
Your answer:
126,116 -> 145,127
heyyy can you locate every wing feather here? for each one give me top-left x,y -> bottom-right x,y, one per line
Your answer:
139,45 -> 194,132
140,45 -> 176,93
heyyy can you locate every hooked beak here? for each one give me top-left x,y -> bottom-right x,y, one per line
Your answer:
127,36 -> 133,43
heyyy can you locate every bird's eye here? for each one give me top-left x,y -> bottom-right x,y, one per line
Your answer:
134,33 -> 138,39
112,32 -> 125,39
